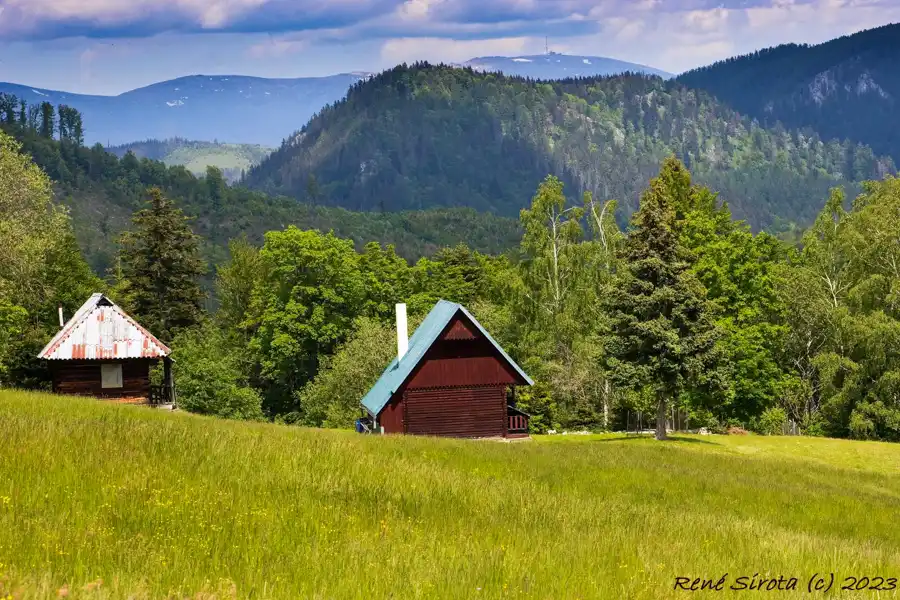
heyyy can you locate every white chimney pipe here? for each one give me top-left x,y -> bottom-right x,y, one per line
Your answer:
396,303 -> 408,361
58,305 -> 64,328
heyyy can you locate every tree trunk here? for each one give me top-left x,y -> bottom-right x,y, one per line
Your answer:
655,394 -> 668,440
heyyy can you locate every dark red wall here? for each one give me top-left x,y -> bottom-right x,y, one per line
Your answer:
404,387 -> 506,437
51,359 -> 155,402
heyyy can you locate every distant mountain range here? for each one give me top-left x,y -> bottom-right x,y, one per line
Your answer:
0,73 -> 369,147
0,54 -> 669,147
678,23 -> 900,163
461,53 -> 672,80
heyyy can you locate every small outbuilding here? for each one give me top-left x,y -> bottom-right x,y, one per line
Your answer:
37,293 -> 175,406
360,299 -> 533,438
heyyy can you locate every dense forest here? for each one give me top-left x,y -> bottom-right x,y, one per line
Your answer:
0,93 -> 521,281
678,23 -> 900,164
245,63 -> 894,231
4,112 -> 900,442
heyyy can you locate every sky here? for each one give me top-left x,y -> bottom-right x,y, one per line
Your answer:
0,0 -> 898,95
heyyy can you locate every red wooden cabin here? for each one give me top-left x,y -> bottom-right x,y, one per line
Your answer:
37,293 -> 175,406
360,300 -> 533,438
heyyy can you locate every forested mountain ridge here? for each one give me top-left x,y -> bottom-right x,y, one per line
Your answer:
244,63 -> 894,231
677,23 -> 900,164
0,118 -> 520,280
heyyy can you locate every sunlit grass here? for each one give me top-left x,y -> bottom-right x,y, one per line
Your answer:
2,389 -> 900,599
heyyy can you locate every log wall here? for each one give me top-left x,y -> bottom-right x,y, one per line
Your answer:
51,359 -> 156,402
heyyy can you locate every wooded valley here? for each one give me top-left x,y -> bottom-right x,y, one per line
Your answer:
3,78 -> 900,441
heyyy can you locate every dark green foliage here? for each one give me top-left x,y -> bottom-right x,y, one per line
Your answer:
117,188 -> 207,343
1,120 -> 520,281
246,63 -> 892,231
677,23 -> 900,165
604,158 -> 721,439
170,324 -> 264,421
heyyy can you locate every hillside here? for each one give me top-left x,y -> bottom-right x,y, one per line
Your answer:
462,52 -> 672,79
0,54 -> 668,149
0,73 -> 369,147
107,139 -> 274,183
3,390 -> 900,598
245,63 -> 894,231
677,23 -> 900,164
2,123 -> 520,278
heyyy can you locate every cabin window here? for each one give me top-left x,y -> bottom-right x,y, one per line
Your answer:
101,363 -> 123,389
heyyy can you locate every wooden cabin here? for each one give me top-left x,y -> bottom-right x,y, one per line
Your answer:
37,293 -> 175,406
360,300 -> 533,438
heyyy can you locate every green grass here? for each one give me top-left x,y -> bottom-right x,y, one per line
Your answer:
3,390 -> 900,599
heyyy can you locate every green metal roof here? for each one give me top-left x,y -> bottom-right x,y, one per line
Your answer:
360,299 -> 534,417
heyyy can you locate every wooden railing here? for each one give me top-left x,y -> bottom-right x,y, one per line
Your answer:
149,385 -> 173,406
507,405 -> 530,435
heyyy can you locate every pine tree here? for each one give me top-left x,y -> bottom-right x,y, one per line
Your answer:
604,158 -> 721,440
39,102 -> 55,139
118,187 -> 206,342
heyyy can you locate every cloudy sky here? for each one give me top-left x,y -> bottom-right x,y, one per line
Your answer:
0,0 -> 897,95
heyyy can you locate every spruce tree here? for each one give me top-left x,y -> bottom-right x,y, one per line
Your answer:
605,158 -> 720,440
118,187 -> 206,342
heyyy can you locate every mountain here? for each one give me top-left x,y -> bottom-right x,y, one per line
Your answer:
244,63 -> 894,231
107,139 -> 274,183
461,52 -> 672,79
1,122 -> 521,280
0,73 -> 369,147
0,53 -> 667,149
677,23 -> 900,164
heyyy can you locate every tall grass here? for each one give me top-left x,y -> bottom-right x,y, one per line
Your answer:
2,389 -> 900,598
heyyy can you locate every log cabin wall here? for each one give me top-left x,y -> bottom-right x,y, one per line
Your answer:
403,386 -> 507,437
51,359 -> 156,403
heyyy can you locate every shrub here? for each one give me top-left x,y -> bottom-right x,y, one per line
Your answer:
171,325 -> 264,421
755,407 -> 788,436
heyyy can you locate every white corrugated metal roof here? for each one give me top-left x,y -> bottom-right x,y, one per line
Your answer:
38,293 -> 171,360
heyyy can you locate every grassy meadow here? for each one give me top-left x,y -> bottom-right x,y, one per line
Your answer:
2,390 -> 900,599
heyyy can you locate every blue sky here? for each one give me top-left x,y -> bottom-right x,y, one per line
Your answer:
1,0 -> 897,95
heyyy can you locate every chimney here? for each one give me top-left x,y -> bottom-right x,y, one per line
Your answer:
396,303 -> 408,361
58,305 -> 65,328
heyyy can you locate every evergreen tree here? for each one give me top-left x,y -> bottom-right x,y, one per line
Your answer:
118,187 -> 206,342
39,102 -> 55,139
604,158 -> 721,439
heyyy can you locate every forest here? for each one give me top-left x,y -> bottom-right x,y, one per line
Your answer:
246,63 -> 894,232
0,92 -> 520,282
3,90 -> 900,442
678,23 -> 900,164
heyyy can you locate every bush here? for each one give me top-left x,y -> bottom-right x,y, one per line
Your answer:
754,407 -> 788,436
295,317 -> 397,428
171,325 -> 264,421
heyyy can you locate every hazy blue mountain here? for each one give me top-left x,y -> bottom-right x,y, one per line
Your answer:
0,73 -> 370,146
0,54 -> 669,147
462,52 -> 672,79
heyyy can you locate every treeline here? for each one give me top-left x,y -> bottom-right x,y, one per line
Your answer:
0,92 -> 84,144
0,113 -> 521,282
246,63 -> 894,231
4,120 -> 900,441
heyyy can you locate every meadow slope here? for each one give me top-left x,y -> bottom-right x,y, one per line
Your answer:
2,390 -> 900,599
